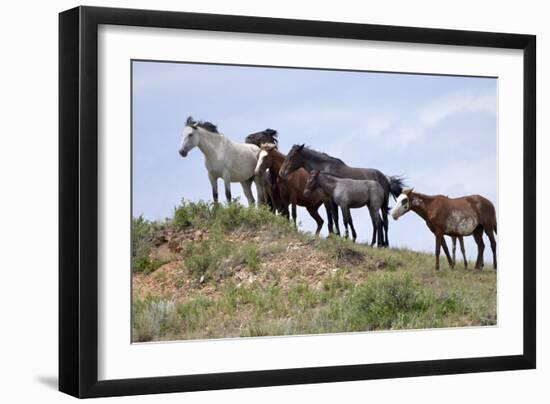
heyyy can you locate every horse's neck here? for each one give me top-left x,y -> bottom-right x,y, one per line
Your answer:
304,153 -> 345,173
269,150 -> 286,172
197,130 -> 224,159
411,193 -> 434,221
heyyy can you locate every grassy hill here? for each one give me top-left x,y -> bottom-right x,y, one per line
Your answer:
132,201 -> 497,342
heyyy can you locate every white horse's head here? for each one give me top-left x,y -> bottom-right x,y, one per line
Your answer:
179,116 -> 200,158
391,188 -> 414,220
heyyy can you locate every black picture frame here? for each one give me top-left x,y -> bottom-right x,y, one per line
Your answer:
59,5 -> 536,398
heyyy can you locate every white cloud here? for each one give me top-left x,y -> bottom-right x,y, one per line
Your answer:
419,88 -> 496,127
408,155 -> 497,202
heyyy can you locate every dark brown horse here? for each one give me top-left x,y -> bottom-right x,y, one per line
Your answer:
245,129 -> 286,215
391,188 -> 497,271
255,143 -> 338,236
279,144 -> 405,246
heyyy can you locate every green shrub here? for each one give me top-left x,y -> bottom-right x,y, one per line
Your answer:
132,255 -> 166,274
172,199 -> 292,233
329,273 -> 433,331
243,243 -> 259,272
132,216 -> 164,274
183,237 -> 231,279
176,296 -> 213,332
173,200 -> 213,229
288,283 -> 319,310
320,272 -> 353,302
132,296 -> 180,342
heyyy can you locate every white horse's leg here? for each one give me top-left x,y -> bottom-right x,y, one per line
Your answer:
208,173 -> 219,203
222,171 -> 232,203
241,178 -> 255,207
253,175 -> 266,206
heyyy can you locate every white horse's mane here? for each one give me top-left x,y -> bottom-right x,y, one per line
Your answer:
186,116 -> 220,134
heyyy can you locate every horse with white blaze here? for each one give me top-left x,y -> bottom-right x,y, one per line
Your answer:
178,117 -> 265,206
391,188 -> 497,271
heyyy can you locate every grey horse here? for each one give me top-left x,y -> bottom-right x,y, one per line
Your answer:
304,170 -> 385,246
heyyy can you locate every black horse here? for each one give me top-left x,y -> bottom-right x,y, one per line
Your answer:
245,128 -> 278,146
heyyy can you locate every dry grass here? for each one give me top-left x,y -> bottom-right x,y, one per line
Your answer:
132,201 -> 497,342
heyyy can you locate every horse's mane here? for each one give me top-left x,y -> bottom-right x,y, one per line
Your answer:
298,145 -> 347,166
246,129 -> 278,146
186,116 -> 219,133
263,128 -> 278,139
411,191 -> 438,200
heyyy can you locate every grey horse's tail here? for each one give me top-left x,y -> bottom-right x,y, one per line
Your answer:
387,175 -> 406,200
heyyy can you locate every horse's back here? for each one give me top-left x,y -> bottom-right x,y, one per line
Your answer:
438,194 -> 496,230
466,195 -> 497,225
452,195 -> 496,215
223,140 -> 260,181
334,178 -> 383,207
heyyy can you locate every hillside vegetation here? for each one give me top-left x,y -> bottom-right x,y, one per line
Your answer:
132,201 -> 497,342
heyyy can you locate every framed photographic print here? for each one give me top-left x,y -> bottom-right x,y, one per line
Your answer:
59,6 -> 536,398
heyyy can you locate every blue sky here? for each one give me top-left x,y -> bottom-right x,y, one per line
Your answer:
132,61 -> 497,260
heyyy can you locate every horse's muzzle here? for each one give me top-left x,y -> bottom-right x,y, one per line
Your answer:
179,149 -> 188,158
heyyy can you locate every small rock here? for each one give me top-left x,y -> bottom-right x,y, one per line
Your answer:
199,275 -> 205,284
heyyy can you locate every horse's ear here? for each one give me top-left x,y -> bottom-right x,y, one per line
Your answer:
403,187 -> 414,195
298,144 -> 305,150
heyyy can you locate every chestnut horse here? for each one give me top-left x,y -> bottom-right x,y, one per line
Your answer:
255,143 -> 337,236
451,236 -> 467,269
391,188 -> 497,271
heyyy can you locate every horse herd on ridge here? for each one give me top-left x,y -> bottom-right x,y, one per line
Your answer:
178,117 -> 497,271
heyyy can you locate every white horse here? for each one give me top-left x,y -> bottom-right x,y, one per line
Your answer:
178,117 -> 265,206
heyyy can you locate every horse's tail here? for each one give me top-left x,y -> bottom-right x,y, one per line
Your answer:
386,175 -> 406,200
